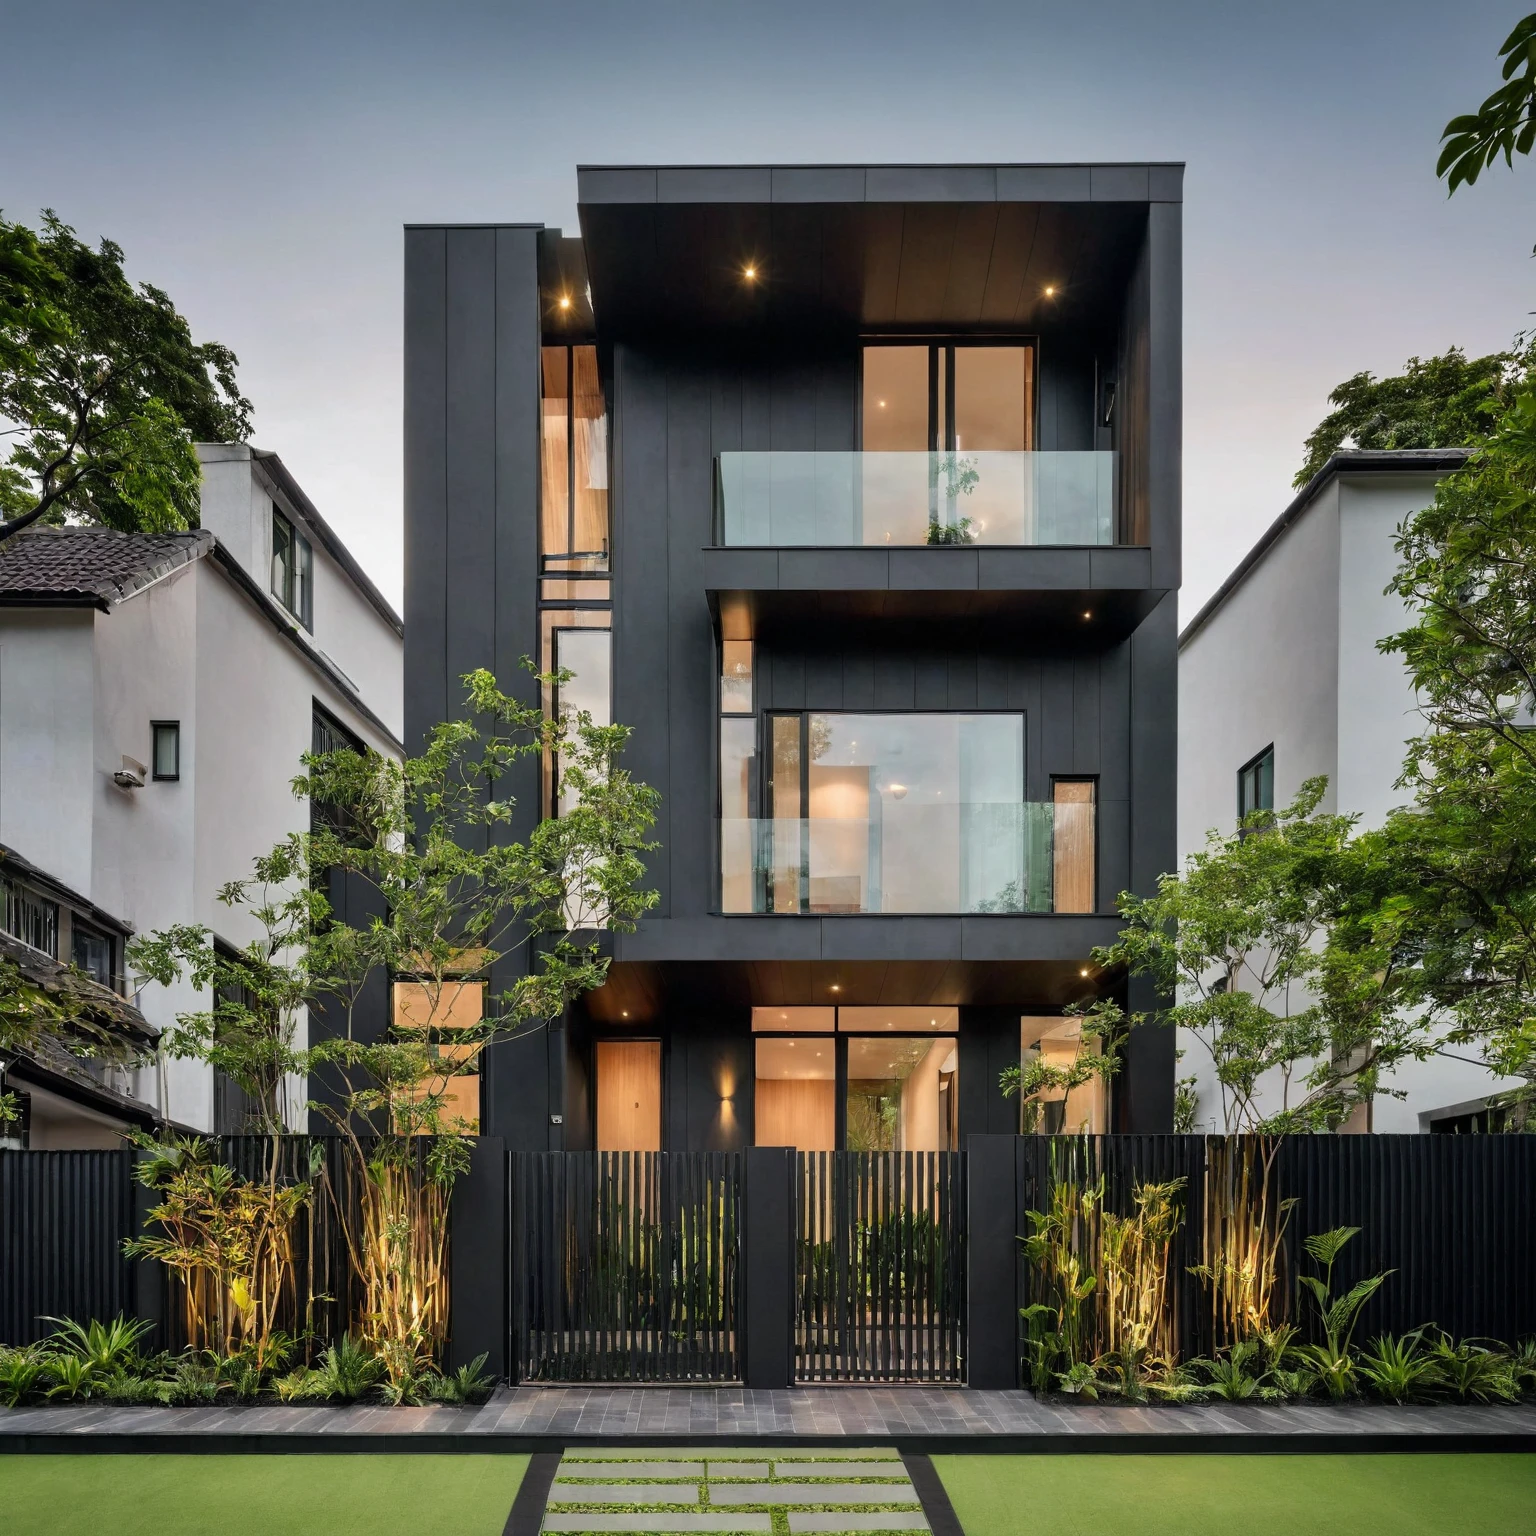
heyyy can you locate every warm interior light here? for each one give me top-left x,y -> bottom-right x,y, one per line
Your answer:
888,782 -> 908,800
878,399 -> 887,407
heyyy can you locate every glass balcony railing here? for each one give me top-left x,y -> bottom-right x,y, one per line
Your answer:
720,799 -> 1095,916
715,451 -> 1117,547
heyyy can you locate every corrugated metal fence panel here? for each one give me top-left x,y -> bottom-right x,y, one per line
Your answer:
512,1150 -> 741,1382
0,1150 -> 136,1345
796,1151 -> 966,1382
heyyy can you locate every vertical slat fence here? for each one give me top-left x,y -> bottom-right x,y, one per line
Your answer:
795,1150 -> 966,1381
513,1150 -> 741,1381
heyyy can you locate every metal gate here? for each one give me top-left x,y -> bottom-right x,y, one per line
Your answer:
795,1151 -> 966,1381
512,1150 -> 741,1382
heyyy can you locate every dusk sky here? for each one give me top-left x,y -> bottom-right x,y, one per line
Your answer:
5,1 -> 1533,616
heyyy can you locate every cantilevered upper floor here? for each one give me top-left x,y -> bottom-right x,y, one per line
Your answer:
561,161 -> 1182,630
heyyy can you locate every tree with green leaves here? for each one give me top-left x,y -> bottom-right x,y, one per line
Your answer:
0,211 -> 251,543
1293,344 -> 1532,489
129,664 -> 658,1379
1363,387 -> 1536,1125
1092,781 -> 1427,1134
1439,14 -> 1536,193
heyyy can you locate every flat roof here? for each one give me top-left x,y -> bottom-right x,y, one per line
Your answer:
1178,449 -> 1471,648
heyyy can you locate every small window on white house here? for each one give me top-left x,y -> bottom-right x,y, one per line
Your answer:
271,509 -> 313,630
152,721 -> 180,781
2,879 -> 58,958
1237,746 -> 1274,824
71,922 -> 115,990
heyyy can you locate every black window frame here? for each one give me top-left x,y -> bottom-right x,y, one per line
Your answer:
271,507 -> 314,630
70,919 -> 117,993
540,341 -> 611,573
1237,744 -> 1275,824
151,720 -> 181,782
859,336 -> 1040,452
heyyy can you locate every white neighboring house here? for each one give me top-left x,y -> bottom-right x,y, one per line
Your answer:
1179,447 -> 1522,1133
0,444 -> 402,1143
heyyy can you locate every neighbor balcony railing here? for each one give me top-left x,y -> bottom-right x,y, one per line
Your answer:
720,799 -> 1094,915
714,450 -> 1118,547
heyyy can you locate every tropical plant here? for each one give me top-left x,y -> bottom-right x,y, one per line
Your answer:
1020,1175 -> 1100,1390
1193,1136 -> 1295,1345
1192,1340 -> 1268,1402
1357,1330 -> 1441,1405
1510,1336 -> 1536,1395
43,1313 -> 153,1372
1293,1227 -> 1391,1400
1425,1333 -> 1519,1404
303,1334 -> 384,1404
0,211 -> 250,543
42,1354 -> 96,1402
427,1353 -> 496,1405
0,1347 -> 50,1407
123,1135 -> 307,1362
1098,1178 -> 1184,1377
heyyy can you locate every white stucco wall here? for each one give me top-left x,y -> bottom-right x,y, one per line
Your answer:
1178,468 -> 1519,1130
0,611 -> 96,890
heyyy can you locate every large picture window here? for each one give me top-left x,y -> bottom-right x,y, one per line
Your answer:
862,342 -> 1034,453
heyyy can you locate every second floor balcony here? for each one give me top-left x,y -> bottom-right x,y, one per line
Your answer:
715,450 -> 1119,548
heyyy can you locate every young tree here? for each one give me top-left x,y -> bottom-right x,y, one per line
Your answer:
1094,781 -> 1426,1133
0,211 -> 251,543
1371,385 -> 1536,1123
1294,344 -> 1532,489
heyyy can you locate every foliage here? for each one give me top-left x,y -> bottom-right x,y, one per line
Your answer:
427,1352 -> 495,1404
925,517 -> 975,546
1424,1332 -> 1519,1404
1098,1178 -> 1184,1377
1096,780 -> 1427,1132
1020,1176 -> 1100,1391
43,1312 -> 152,1372
1357,1330 -> 1440,1404
999,1001 -> 1126,1133
1438,14 -> 1536,193
1360,386 -> 1536,1124
1294,344 -> 1532,488
0,210 -> 250,542
1293,1227 -> 1390,1400
124,1134 -> 307,1362
302,1334 -> 384,1403
1193,1136 -> 1295,1342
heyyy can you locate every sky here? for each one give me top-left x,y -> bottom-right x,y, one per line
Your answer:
3,0 -> 1533,619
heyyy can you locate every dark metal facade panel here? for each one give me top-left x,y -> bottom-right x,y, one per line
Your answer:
1147,201 -> 1183,589
888,550 -> 979,590
658,166 -> 773,203
1090,164 -> 1152,201
578,166 -> 659,202
1148,163 -> 1185,202
996,165 -> 1094,200
772,165 -> 868,203
864,165 -> 998,202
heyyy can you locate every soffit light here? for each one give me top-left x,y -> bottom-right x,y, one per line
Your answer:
743,264 -> 758,281
1044,284 -> 1057,297
558,295 -> 572,310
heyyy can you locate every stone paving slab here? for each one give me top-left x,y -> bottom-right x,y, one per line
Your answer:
558,1463 -> 706,1479
772,1449 -> 902,1461
773,1462 -> 910,1478
549,1486 -> 711,1506
708,1485 -> 923,1507
705,1463 -> 770,1478
543,1518 -> 773,1534
789,1518 -> 930,1533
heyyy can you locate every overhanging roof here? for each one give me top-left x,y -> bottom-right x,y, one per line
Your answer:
575,162 -> 1180,337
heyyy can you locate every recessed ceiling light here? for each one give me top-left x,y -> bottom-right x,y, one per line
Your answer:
1079,968 -> 1090,978
1044,284 -> 1057,297
830,984 -> 841,993
621,1010 -> 629,1017
1082,610 -> 1093,620
744,264 -> 757,281
558,295 -> 572,310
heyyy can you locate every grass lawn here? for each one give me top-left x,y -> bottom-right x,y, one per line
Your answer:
933,1454 -> 1536,1536
3,1452 -> 529,1536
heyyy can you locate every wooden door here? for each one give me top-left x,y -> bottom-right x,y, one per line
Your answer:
596,1039 -> 662,1151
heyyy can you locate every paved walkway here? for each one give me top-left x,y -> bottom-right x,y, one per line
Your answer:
539,1447 -> 931,1536
4,1386 -> 1535,1452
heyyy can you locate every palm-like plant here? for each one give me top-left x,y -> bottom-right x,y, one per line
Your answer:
1293,1227 -> 1391,1400
305,1334 -> 384,1403
43,1314 -> 153,1372
44,1354 -> 96,1402
1426,1333 -> 1519,1403
1357,1331 -> 1440,1404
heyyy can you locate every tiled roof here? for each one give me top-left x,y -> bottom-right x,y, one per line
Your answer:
0,526 -> 212,606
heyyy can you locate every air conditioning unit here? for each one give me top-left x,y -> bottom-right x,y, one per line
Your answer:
112,755 -> 147,790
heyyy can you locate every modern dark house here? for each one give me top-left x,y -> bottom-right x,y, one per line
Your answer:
404,162 -> 1182,1157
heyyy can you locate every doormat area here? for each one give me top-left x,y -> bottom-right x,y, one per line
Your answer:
532,1447 -> 951,1536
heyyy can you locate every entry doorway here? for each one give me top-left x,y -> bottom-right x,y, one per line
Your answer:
595,1039 -> 662,1151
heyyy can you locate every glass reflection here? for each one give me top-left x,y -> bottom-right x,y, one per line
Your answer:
755,1036 -> 835,1150
1019,1016 -> 1107,1134
845,1035 -> 958,1152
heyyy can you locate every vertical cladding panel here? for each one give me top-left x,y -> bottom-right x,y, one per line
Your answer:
403,228 -> 449,754
667,365 -> 716,922
914,654 -> 948,710
770,650 -> 806,711
804,651 -> 843,710
614,345 -> 673,914
769,358 -> 819,450
1129,594 -> 1178,898
1147,201 -> 1182,586
873,651 -> 915,708
443,231 -> 499,820
1038,659 -> 1074,782
1097,639 -> 1133,801
947,654 -> 978,709
814,355 -> 859,451
1072,655 -> 1101,776
842,651 -> 875,709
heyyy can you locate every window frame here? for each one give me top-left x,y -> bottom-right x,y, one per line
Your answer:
859,336 -> 1039,452
271,507 -> 314,630
69,919 -> 118,993
1237,744 -> 1275,824
151,720 -> 181,782
1,878 -> 59,959
540,342 -> 611,573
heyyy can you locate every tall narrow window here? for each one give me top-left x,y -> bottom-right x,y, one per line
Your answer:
271,509 -> 313,629
1052,780 -> 1095,914
541,344 -> 609,571
553,627 -> 612,816
721,640 -> 754,713
151,721 -> 180,782
1238,746 -> 1275,823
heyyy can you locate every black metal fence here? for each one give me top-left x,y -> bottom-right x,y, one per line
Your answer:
796,1150 -> 966,1382
512,1150 -> 741,1382
0,1149 -> 137,1346
1014,1134 -> 1536,1358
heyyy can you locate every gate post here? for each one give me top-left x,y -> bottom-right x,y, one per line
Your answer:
447,1136 -> 508,1378
965,1134 -> 1019,1389
130,1147 -> 168,1349
742,1146 -> 795,1388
